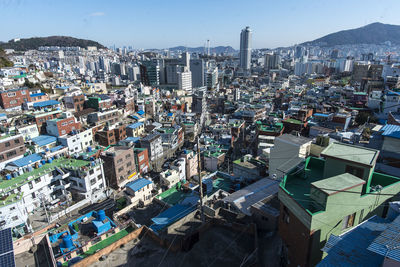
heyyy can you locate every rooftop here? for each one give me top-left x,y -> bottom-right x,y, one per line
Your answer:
0,157 -> 99,191
321,142 -> 379,166
311,173 -> 365,195
126,178 -> 152,192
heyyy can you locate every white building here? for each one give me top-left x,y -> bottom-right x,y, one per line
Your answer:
58,134 -> 83,155
269,134 -> 312,180
177,68 -> 192,92
125,178 -> 154,206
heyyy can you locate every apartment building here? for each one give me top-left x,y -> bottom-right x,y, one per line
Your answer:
100,146 -> 137,189
0,134 -> 26,170
0,88 -> 31,110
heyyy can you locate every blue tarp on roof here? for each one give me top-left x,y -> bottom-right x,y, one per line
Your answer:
50,145 -> 65,153
381,124 -> 400,139
33,100 -> 60,108
150,204 -> 196,233
30,93 -> 45,97
137,110 -> 145,115
127,122 -> 144,129
318,215 -> 396,267
314,113 -> 330,117
126,178 -> 152,192
124,137 -> 140,143
167,113 -> 173,117
0,113 -> 6,117
32,135 -> 57,146
10,153 -> 42,167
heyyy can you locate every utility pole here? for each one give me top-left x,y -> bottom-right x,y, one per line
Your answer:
196,137 -> 205,223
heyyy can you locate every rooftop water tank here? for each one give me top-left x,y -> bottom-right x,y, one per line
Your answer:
97,210 -> 106,221
41,159 -> 46,165
48,158 -> 53,164
62,235 -> 73,249
5,174 -> 12,180
87,147 -> 92,152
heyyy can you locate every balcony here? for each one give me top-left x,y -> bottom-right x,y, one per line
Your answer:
279,157 -> 326,215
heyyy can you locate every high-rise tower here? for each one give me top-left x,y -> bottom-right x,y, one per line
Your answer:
240,26 -> 252,71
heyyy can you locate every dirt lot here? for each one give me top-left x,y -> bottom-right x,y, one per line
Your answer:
90,226 -> 257,267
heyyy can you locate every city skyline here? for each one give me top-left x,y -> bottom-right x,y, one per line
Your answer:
1,0 -> 400,49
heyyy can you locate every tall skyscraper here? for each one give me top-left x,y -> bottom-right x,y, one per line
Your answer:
239,26 -> 252,71
190,59 -> 205,88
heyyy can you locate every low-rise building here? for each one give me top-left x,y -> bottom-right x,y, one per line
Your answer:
0,134 -> 25,170
125,178 -> 154,206
278,143 -> 400,267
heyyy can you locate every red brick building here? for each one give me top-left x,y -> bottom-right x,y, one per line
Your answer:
134,147 -> 149,174
46,116 -> 81,137
27,110 -> 63,134
0,134 -> 26,167
95,124 -> 126,147
0,88 -> 31,110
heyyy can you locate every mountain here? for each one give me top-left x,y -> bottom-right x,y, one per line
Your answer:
0,36 -> 106,51
166,46 -> 236,54
302,22 -> 400,47
0,48 -> 13,68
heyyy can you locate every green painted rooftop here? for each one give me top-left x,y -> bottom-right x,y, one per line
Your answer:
0,157 -> 98,191
311,173 -> 365,195
321,142 -> 379,166
284,118 -> 303,125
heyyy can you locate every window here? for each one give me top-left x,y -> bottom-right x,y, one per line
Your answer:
6,150 -> 16,158
12,216 -> 18,221
14,139 -> 20,144
118,166 -> 124,172
35,177 -> 41,184
21,90 -> 26,95
90,179 -> 96,185
29,182 -> 33,189
89,169 -> 94,175
359,210 -> 364,224
125,154 -> 131,159
5,142 -> 10,147
10,207 -> 16,211
345,165 -> 364,179
7,92 -> 16,97
126,162 -> 132,167
117,158 -> 123,164
97,174 -> 102,181
342,213 -> 356,230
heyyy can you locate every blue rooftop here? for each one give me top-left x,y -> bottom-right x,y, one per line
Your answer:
56,86 -> 69,90
314,113 -> 330,118
30,92 -> 45,97
137,110 -> 145,116
150,204 -> 196,232
33,100 -> 60,108
10,153 -> 42,167
124,137 -> 140,143
367,215 -> 400,262
50,145 -> 65,153
318,215 -> 400,267
126,178 -> 152,192
127,122 -> 144,129
32,135 -> 57,146
167,112 -> 173,117
381,124 -> 400,139
0,113 -> 6,118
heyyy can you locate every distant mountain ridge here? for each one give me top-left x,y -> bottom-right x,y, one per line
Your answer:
151,46 -> 236,54
0,36 -> 105,51
302,22 -> 400,47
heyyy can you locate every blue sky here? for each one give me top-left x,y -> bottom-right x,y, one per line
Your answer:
1,0 -> 400,49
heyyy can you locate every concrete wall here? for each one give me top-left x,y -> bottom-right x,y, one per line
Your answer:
73,226 -> 145,267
